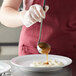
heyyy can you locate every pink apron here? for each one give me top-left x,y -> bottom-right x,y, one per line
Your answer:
19,0 -> 76,60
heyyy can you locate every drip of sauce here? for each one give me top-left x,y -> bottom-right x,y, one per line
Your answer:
38,43 -> 51,64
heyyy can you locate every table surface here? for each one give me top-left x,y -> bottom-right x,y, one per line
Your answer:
0,56 -> 75,76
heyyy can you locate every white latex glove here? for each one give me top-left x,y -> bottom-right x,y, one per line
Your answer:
20,4 -> 49,27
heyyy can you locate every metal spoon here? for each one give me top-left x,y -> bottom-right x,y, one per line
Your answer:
37,0 -> 51,54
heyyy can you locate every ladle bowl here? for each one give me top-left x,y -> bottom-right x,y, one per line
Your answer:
37,42 -> 51,54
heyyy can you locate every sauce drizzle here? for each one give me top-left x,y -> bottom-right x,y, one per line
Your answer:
38,43 -> 51,64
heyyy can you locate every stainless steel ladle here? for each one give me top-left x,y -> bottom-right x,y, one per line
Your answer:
37,0 -> 51,54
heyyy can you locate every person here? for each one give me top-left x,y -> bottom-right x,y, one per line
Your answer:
0,0 -> 76,60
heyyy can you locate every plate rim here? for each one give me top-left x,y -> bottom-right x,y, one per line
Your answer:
0,62 -> 11,74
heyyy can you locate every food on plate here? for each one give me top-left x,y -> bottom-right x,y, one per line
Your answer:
30,59 -> 64,67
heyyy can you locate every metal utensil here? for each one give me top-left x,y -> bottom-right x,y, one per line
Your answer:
37,0 -> 51,54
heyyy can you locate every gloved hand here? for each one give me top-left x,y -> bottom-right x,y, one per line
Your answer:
20,4 -> 49,27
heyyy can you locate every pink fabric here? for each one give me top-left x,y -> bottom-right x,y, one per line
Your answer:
23,0 -> 33,10
19,0 -> 76,60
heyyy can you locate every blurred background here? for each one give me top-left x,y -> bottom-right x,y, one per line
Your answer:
0,0 -> 23,59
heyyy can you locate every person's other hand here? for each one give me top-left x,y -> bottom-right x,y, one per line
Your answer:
20,4 -> 49,27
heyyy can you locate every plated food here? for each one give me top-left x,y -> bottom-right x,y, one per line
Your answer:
30,59 -> 64,67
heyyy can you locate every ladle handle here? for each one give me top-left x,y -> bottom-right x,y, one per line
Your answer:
38,0 -> 46,43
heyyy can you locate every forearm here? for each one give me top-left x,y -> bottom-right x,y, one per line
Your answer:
0,7 -> 23,27
0,2 -> 49,28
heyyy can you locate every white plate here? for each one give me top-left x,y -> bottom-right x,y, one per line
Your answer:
0,62 -> 11,74
11,54 -> 72,72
